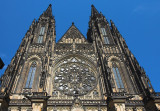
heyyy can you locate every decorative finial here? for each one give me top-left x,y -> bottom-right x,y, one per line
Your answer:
110,20 -> 114,25
72,22 -> 74,25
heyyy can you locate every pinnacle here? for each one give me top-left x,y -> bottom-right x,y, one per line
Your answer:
110,20 -> 113,23
49,4 -> 52,7
110,20 -> 115,25
40,4 -> 53,18
46,4 -> 52,12
91,4 -> 94,7
91,4 -> 99,17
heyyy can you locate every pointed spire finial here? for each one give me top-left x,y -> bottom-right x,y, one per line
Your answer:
46,4 -> 52,16
40,4 -> 53,18
72,22 -> 74,25
110,20 -> 114,25
91,4 -> 94,7
32,19 -> 36,24
49,4 -> 52,7
91,5 -> 99,18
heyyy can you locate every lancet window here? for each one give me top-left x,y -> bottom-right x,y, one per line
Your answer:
101,28 -> 110,44
37,36 -> 43,43
101,28 -> 107,35
104,37 -> 110,44
25,61 -> 37,88
37,27 -> 45,43
112,62 -> 124,90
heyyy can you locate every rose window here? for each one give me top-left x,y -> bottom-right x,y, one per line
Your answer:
54,58 -> 96,96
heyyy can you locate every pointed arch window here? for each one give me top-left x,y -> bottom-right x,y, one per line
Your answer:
40,27 -> 45,35
25,61 -> 37,88
101,28 -> 107,35
38,35 -> 43,43
37,36 -> 43,43
112,62 -> 124,89
101,28 -> 110,44
37,27 -> 45,43
104,37 -> 110,44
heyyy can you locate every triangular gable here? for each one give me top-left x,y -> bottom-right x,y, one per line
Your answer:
58,24 -> 88,44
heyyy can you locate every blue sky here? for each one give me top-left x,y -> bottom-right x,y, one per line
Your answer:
0,0 -> 160,92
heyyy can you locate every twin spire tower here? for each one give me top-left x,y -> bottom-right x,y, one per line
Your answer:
0,4 -> 159,111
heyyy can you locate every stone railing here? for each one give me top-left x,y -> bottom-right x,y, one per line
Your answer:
48,100 -> 73,105
30,43 -> 45,47
55,43 -> 94,55
82,100 -> 106,106
104,44 -> 120,54
29,43 -> 45,53
76,44 -> 94,54
126,100 -> 144,106
111,92 -> 126,97
9,99 -> 31,105
55,44 -> 72,55
47,100 -> 106,106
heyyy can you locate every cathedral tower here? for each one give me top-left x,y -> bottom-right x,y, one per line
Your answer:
0,4 -> 160,111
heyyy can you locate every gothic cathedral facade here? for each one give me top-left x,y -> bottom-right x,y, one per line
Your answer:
0,4 -> 160,111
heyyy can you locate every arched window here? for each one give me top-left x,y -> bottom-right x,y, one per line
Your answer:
100,27 -> 110,44
25,61 -> 37,88
104,37 -> 110,44
37,27 -> 45,43
101,28 -> 107,35
112,62 -> 124,90
37,36 -> 43,43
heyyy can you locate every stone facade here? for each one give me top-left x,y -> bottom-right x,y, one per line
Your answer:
0,4 -> 160,111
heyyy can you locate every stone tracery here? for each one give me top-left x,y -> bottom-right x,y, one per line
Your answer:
54,57 -> 97,96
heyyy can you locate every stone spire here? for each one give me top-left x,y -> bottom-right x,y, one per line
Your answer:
40,4 -> 53,18
91,5 -> 100,18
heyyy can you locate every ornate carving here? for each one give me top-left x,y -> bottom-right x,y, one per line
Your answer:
39,71 -> 46,89
54,57 -> 97,96
71,98 -> 84,111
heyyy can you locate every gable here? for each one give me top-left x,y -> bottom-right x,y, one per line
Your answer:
58,24 -> 88,44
